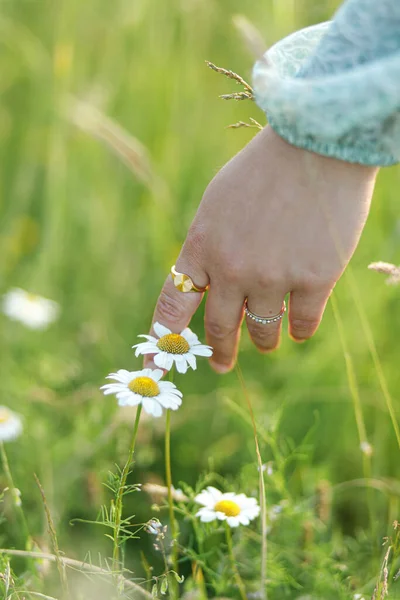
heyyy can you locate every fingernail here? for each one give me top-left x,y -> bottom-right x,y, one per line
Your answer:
209,360 -> 232,374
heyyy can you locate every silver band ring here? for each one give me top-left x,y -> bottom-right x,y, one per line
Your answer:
244,299 -> 286,324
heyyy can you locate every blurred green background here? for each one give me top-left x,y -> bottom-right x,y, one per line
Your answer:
1,0 -> 400,596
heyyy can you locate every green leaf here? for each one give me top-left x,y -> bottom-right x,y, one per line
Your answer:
172,571 -> 184,583
160,577 -> 168,595
152,583 -> 158,598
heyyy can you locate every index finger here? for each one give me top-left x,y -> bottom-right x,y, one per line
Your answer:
142,259 -> 209,370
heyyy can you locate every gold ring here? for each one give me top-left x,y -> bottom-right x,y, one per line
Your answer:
170,265 -> 209,293
244,299 -> 286,324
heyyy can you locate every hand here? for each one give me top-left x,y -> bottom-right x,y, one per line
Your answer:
146,126 -> 378,373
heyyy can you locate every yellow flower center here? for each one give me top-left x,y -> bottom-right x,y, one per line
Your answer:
0,409 -> 10,424
128,376 -> 159,397
156,333 -> 190,355
214,500 -> 241,517
27,293 -> 39,302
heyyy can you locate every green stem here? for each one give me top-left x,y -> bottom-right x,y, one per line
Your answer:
165,407 -> 179,597
166,367 -> 179,596
0,442 -> 33,550
236,363 -> 267,599
112,405 -> 142,579
225,525 -> 247,600
330,294 -> 374,528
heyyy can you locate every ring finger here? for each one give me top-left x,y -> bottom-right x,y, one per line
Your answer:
245,290 -> 287,353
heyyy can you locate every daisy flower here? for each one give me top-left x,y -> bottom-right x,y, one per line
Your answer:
195,486 -> 260,528
2,288 -> 60,330
0,406 -> 23,442
101,368 -> 182,418
132,322 -> 213,374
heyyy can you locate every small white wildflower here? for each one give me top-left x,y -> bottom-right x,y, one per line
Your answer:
258,462 -> 273,476
0,406 -> 23,442
132,322 -> 213,374
195,486 -> 260,528
353,594 -> 365,600
2,288 -> 60,330
269,504 -> 283,522
101,368 -> 183,417
146,519 -> 163,536
360,441 -> 373,456
12,488 -> 22,507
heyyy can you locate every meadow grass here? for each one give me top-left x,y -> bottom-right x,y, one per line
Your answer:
1,0 -> 400,598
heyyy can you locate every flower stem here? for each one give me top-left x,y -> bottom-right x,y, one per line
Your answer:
0,442 -> 33,550
112,405 -> 142,581
165,407 -> 179,596
165,368 -> 179,596
225,524 -> 247,600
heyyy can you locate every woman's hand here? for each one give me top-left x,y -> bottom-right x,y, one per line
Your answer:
146,126 -> 378,373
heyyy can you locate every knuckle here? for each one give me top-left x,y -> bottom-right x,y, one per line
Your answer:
221,259 -> 242,284
205,319 -> 237,340
157,289 -> 186,324
255,269 -> 284,290
185,225 -> 207,258
249,323 -> 279,342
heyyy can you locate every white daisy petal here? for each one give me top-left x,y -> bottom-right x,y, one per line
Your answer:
223,493 -> 236,500
154,352 -> 174,371
106,370 -> 134,383
159,381 -> 183,396
238,515 -> 251,526
136,334 -> 158,342
0,407 -> 23,442
133,343 -> 158,357
196,508 -> 217,522
174,355 -> 188,374
185,352 -> 197,370
194,487 -> 223,506
180,328 -> 200,345
118,394 -> 142,407
151,369 -> 164,382
139,368 -> 157,378
227,517 -> 240,528
157,394 -> 182,410
190,345 -> 213,357
153,322 -> 172,338
142,398 -> 163,417
101,383 -> 128,393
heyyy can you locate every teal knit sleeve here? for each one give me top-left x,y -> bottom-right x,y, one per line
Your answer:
252,0 -> 400,166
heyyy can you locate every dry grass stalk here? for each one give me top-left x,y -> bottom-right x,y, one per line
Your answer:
66,96 -> 155,187
227,118 -> 263,130
368,261 -> 400,285
220,92 -> 253,101
372,545 -> 391,599
34,474 -> 69,596
206,61 -> 254,98
315,480 -> 332,524
232,14 -> 268,59
0,548 -> 152,599
142,482 -> 188,503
